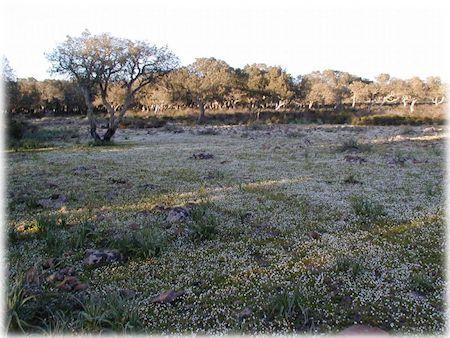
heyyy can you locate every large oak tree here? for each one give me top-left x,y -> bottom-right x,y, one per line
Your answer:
47,30 -> 178,141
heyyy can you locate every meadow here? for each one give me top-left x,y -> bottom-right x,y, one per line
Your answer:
6,117 -> 445,334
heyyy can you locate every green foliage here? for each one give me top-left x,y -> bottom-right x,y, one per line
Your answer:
197,127 -> 218,135
342,172 -> 361,184
110,227 -> 165,259
78,293 -> 141,332
338,137 -> 372,152
70,221 -> 96,249
7,116 -> 29,141
37,216 -> 66,256
267,290 -> 314,331
334,256 -> 364,276
189,203 -> 219,241
410,272 -> 435,294
6,274 -> 37,333
353,114 -> 444,126
349,195 -> 386,226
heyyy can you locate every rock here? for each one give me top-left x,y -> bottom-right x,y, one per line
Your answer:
339,325 -> 389,335
42,258 -> 58,269
46,181 -> 59,188
128,222 -> 140,230
151,289 -> 185,303
73,283 -> 89,291
139,183 -> 159,190
307,231 -> 321,240
25,266 -> 40,285
344,155 -> 367,164
73,165 -> 97,175
191,152 -> 214,160
238,307 -> 253,319
119,288 -> 138,298
153,204 -> 168,212
109,177 -> 128,185
83,249 -> 123,266
166,207 -> 189,223
411,159 -> 429,164
37,194 -> 68,209
423,127 -> 437,134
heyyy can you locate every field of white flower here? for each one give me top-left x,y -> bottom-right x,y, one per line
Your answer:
7,118 -> 446,334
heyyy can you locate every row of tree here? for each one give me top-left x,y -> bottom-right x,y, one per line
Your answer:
2,31 -> 447,141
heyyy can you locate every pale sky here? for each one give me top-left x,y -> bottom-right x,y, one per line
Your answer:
1,0 -> 449,81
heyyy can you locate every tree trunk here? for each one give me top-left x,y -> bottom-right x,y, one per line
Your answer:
352,95 -> 356,108
433,96 -> 445,105
102,127 -> 116,142
81,87 -> 101,141
197,101 -> 205,124
402,96 -> 408,107
410,99 -> 417,113
368,99 -> 374,113
308,101 -> 314,110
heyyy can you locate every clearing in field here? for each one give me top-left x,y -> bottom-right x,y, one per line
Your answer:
6,118 -> 445,334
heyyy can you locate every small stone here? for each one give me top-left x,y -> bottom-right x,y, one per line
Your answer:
25,266 -> 40,285
307,231 -> 321,240
238,307 -> 253,319
191,152 -> 214,160
166,207 -> 189,223
46,274 -> 56,282
37,194 -> 68,209
119,288 -> 138,298
83,249 -> 123,266
128,223 -> 140,230
344,155 -> 367,164
42,258 -> 56,269
73,283 -> 88,291
151,289 -> 185,303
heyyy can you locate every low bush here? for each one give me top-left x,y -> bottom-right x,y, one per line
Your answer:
338,137 -> 372,152
353,114 -> 444,126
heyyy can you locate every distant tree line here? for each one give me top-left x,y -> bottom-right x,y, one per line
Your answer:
1,31 -> 447,140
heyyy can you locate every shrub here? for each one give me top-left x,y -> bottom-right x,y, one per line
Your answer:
338,137 -> 372,152
353,114 -> 444,126
197,127 -> 218,135
245,121 -> 267,130
7,116 -> 29,141
286,130 -> 306,138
